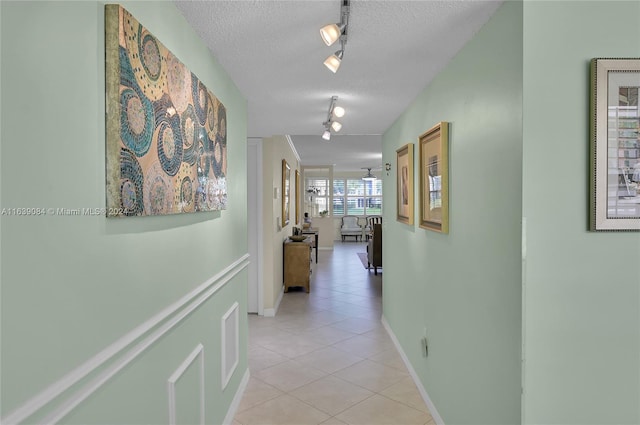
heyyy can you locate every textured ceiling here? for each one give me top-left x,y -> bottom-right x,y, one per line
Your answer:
175,0 -> 502,170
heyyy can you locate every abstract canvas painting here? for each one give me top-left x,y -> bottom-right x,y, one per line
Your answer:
105,4 -> 227,217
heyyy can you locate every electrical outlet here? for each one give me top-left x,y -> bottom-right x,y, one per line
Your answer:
421,337 -> 428,357
421,327 -> 428,357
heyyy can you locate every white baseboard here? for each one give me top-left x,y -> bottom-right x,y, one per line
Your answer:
381,316 -> 445,425
263,285 -> 284,317
222,368 -> 250,425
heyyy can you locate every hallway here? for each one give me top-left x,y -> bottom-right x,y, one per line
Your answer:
234,242 -> 434,425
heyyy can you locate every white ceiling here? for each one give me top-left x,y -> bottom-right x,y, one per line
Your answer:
174,0 -> 502,171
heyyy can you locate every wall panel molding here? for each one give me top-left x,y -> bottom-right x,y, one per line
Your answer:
223,369 -> 250,425
3,254 -> 249,425
168,344 -> 205,425
221,302 -> 240,389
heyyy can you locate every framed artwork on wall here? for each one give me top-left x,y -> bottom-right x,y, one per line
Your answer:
419,122 -> 449,233
282,159 -> 291,228
396,143 -> 414,225
590,58 -> 640,231
105,5 -> 227,217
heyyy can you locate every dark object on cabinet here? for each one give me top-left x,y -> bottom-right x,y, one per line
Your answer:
367,223 -> 382,275
364,215 -> 382,241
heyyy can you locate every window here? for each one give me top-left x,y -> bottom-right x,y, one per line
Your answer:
334,178 -> 382,216
305,175 -> 383,217
333,180 -> 345,215
306,177 -> 329,216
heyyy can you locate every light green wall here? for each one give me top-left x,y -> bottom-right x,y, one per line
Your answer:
382,2 -> 523,424
522,1 -> 640,423
0,1 -> 248,423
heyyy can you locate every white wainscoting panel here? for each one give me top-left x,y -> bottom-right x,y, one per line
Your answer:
221,302 -> 239,389
222,368 -> 250,425
168,344 -> 205,425
3,255 -> 249,425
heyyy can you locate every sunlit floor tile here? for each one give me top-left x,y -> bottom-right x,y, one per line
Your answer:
294,346 -> 364,374
253,359 -> 326,392
249,327 -> 296,348
336,394 -> 432,425
380,376 -> 431,413
291,375 -> 374,416
320,417 -> 348,425
368,348 -> 407,371
332,359 -> 408,392
236,376 -> 283,412
331,334 -> 395,358
294,324 -> 356,346
259,334 -> 325,358
359,327 -> 393,342
330,317 -> 382,334
247,345 -> 288,372
235,394 -> 330,425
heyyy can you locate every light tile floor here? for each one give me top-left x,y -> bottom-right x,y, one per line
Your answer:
234,242 -> 434,425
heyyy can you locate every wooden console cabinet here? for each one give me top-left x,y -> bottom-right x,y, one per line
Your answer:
283,239 -> 312,293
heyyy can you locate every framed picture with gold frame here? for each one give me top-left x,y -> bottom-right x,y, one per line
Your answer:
590,58 -> 640,231
419,122 -> 449,233
282,159 -> 290,228
295,169 -> 300,225
396,143 -> 414,225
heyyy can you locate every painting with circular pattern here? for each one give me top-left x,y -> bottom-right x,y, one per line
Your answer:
105,4 -> 227,217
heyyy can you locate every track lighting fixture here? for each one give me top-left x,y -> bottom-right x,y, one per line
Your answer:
321,95 -> 346,140
324,48 -> 344,73
320,23 -> 345,47
320,0 -> 350,73
361,168 -> 377,181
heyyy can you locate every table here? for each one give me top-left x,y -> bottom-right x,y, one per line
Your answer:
301,227 -> 319,263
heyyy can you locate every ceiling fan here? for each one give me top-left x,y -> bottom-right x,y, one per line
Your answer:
361,167 -> 377,181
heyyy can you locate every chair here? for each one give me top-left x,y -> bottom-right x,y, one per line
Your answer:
340,215 -> 362,241
364,215 -> 382,241
367,223 -> 382,275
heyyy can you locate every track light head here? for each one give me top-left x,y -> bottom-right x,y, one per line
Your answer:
322,129 -> 331,141
333,106 -> 345,118
320,23 -> 345,47
324,50 -> 343,73
331,121 -> 342,132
